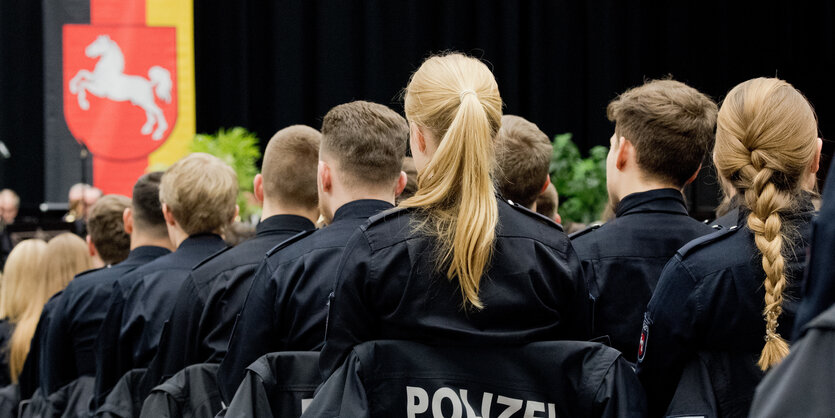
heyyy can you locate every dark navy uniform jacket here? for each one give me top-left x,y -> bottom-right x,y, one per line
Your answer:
217,199 -> 392,403
0,319 -> 13,388
570,188 -> 714,362
636,198 -> 815,417
319,199 -> 591,379
93,234 -> 225,406
794,162 -> 835,335
141,215 -> 315,390
40,246 -> 169,395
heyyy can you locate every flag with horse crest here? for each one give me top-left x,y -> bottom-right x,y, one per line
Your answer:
44,0 -> 194,198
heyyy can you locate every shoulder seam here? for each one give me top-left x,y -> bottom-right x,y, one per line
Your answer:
677,225 -> 740,259
266,229 -> 316,257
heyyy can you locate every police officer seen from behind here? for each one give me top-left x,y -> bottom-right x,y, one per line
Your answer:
40,194 -> 147,395
494,114 -> 553,213
319,53 -> 591,379
637,78 -> 822,416
570,79 -> 717,363
217,101 -> 408,403
140,125 -> 321,392
93,153 -> 235,405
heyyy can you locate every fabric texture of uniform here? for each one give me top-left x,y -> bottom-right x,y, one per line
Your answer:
94,234 -> 226,407
570,188 -> 714,362
218,199 -> 392,403
41,246 -> 170,395
319,199 -> 591,379
45,375 -> 95,418
0,383 -> 18,418
636,196 -> 816,417
141,215 -> 314,394
139,363 -> 222,418
222,351 -> 320,418
93,368 -> 147,418
749,303 -> 835,417
302,339 -> 646,418
793,161 -> 835,335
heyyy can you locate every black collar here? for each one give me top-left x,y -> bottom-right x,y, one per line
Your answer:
332,199 -> 394,223
120,245 -> 171,266
615,188 -> 689,218
256,214 -> 316,236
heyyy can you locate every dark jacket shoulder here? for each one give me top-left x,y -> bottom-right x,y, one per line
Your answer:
676,225 -> 741,259
266,230 -> 316,257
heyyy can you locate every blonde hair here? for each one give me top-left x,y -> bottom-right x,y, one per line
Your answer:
0,239 -> 48,321
159,153 -> 238,235
714,78 -> 817,370
8,233 -> 90,382
402,53 -> 502,309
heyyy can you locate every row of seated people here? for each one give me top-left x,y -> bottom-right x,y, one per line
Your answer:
0,52 -> 831,417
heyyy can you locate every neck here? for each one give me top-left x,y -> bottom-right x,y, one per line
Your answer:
165,224 -> 190,249
91,255 -> 105,269
614,174 -> 679,203
327,188 -> 394,220
130,230 -> 176,251
261,200 -> 319,225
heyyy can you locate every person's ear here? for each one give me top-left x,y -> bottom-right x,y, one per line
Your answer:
684,163 -> 702,186
86,235 -> 97,258
318,161 -> 332,193
539,176 -> 551,195
616,137 -> 631,171
162,203 -> 176,226
811,137 -> 823,175
411,122 -> 426,153
395,171 -> 408,197
554,212 -> 562,225
123,207 -> 134,235
232,205 -> 240,223
253,174 -> 264,203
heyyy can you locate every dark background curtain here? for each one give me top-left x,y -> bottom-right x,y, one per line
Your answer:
2,0 -> 834,216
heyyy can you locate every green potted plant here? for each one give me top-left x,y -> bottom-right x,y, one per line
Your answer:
549,133 -> 609,226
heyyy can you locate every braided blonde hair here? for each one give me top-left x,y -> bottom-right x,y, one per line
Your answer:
402,53 -> 503,309
714,78 -> 817,370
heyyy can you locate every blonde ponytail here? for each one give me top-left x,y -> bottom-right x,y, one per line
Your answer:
714,78 -> 817,370
402,53 -> 503,309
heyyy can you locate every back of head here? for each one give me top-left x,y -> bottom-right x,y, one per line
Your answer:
536,182 -> 560,220
607,79 -> 718,187
320,100 -> 408,189
9,233 -> 89,382
0,189 -> 19,224
0,239 -> 47,322
87,195 -> 131,265
714,77 -> 818,370
132,172 -> 168,237
159,153 -> 238,235
495,115 -> 553,208
262,125 -> 321,210
402,52 -> 503,309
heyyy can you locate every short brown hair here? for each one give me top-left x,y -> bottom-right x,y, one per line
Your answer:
262,125 -> 321,209
320,101 -> 408,187
159,153 -> 238,235
607,79 -> 717,187
87,195 -> 131,265
494,115 -> 553,208
132,172 -> 167,237
535,182 -> 559,220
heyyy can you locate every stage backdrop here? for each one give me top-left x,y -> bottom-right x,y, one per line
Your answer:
43,0 -> 194,199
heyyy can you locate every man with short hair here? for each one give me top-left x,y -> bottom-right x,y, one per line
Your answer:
94,154 -> 236,405
42,176 -> 173,396
140,125 -> 322,391
570,79 -> 717,362
85,195 -> 131,268
218,101 -> 408,402
0,189 -> 19,225
494,114 -> 553,211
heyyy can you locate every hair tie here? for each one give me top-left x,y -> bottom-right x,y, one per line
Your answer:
459,89 -> 477,102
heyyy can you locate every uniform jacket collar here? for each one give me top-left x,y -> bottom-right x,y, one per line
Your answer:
615,188 -> 688,218
332,199 -> 393,223
256,214 -> 316,237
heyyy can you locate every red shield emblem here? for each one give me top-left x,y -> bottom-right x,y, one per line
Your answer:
63,25 -> 177,193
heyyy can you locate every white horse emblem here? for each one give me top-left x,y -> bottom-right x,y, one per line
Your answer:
68,34 -> 173,140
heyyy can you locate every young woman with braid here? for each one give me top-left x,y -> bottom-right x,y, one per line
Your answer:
319,53 -> 591,377
636,77 -> 822,417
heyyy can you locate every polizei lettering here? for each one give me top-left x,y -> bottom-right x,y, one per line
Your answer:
406,386 -> 557,418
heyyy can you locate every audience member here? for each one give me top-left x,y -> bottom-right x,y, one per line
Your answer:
218,102 -> 408,402
93,153 -> 235,405
318,53 -> 590,379
0,239 -> 47,386
65,183 -> 103,238
570,79 -> 717,362
10,234 -> 90,383
536,183 -> 561,223
0,189 -> 19,225
144,125 -> 321,394
494,114 -> 553,210
40,178 -> 172,396
637,78 -> 821,416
